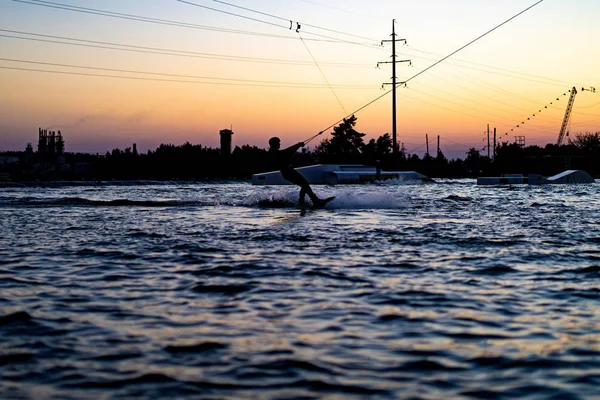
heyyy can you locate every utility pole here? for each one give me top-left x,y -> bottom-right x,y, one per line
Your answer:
379,20 -> 410,156
487,124 -> 490,159
493,128 -> 497,161
437,135 -> 440,158
425,133 -> 429,157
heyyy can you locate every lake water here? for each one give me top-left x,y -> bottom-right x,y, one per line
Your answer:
1,180 -> 599,399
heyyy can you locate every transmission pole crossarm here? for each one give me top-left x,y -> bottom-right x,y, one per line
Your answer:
378,59 -> 411,65
381,39 -> 407,44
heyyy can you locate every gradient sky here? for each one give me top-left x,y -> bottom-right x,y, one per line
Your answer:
1,0 -> 598,159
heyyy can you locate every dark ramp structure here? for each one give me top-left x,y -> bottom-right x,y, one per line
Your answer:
477,170 -> 594,185
252,164 -> 431,185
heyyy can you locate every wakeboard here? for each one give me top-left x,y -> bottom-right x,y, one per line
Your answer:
311,196 -> 335,209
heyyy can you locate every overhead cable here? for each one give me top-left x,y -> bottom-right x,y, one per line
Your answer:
176,0 -> 380,47
12,0 -> 368,45
299,34 -> 347,114
0,29 -> 371,68
210,0 -> 379,42
315,0 -> 546,138
0,58 -> 374,89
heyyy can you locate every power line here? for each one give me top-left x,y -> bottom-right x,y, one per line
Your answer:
0,65 -> 375,89
12,0 -> 368,45
295,0 -> 380,20
176,0 -> 286,30
406,143 -> 428,154
4,31 -> 581,113
441,63 -> 549,104
0,58 -> 374,89
0,29 -> 372,68
410,80 -> 522,122
405,46 -> 577,88
315,0 -> 545,136
440,137 -> 480,149
404,1 -> 546,87
575,100 -> 600,109
407,73 -> 570,135
12,0 -> 256,34
210,0 -> 379,42
401,87 -> 493,122
423,69 -> 539,113
5,6 -> 573,86
176,0 -> 380,47
382,42 -> 584,90
390,48 -> 570,87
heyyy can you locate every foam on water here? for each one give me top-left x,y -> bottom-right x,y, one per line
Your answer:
326,189 -> 406,209
243,188 -> 406,209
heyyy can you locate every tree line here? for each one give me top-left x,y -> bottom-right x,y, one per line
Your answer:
2,115 -> 599,181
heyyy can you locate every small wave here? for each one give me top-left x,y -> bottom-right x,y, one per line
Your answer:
377,313 -> 410,322
248,359 -> 331,374
553,287 -> 600,300
164,342 -> 228,353
74,248 -> 137,260
258,198 -> 297,208
303,269 -> 371,283
471,265 -> 517,276
90,352 -> 144,362
9,197 -> 214,208
468,355 -> 510,368
444,195 -> 472,202
399,359 -> 463,371
559,265 -> 600,275
77,373 -> 180,389
461,389 -> 504,398
0,311 -> 32,325
0,352 -> 34,366
444,331 -> 511,340
191,283 -> 252,294
284,378 -> 388,395
0,277 -> 42,286
127,230 -> 166,238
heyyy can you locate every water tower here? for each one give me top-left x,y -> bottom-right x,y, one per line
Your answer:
220,129 -> 234,156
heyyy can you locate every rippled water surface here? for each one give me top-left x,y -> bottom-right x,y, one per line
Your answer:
1,180 -> 599,399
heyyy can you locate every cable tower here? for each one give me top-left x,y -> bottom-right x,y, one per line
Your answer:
556,86 -> 577,146
378,20 -> 410,155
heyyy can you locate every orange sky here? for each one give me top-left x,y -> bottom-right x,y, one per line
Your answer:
1,0 -> 598,159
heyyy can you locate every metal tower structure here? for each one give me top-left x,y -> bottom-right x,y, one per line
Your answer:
556,87 -> 577,146
379,20 -> 410,155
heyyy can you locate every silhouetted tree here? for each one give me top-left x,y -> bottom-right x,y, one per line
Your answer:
376,133 -> 393,156
465,148 -> 482,173
570,132 -> 600,153
314,115 -> 365,163
361,139 -> 377,163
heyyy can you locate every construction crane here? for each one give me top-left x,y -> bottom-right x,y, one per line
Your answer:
556,86 -> 577,146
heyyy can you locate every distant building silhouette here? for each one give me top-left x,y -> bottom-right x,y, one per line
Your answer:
38,128 -> 64,155
220,129 -> 234,156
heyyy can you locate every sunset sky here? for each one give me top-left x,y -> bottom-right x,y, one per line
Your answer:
1,0 -> 598,159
